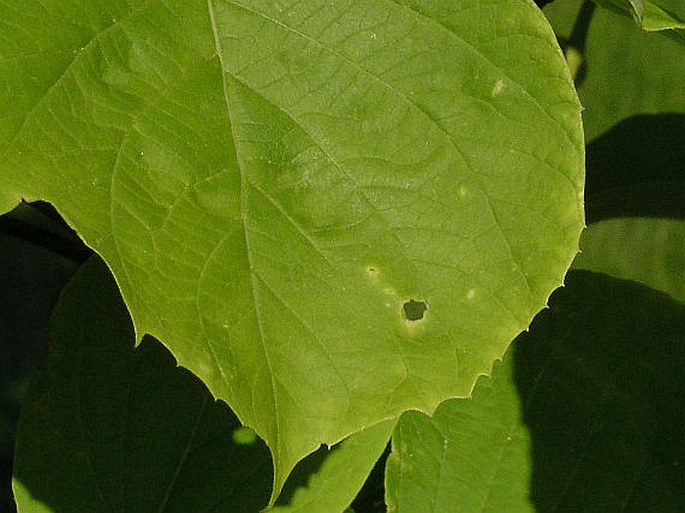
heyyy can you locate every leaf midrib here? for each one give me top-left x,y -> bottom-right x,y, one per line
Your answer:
156,395 -> 210,513
206,0 -> 281,464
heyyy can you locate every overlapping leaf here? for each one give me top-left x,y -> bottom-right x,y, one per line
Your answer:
0,0 -> 584,492
385,350 -> 533,513
519,272 -> 685,512
574,218 -> 685,305
13,258 -> 273,513
592,0 -> 685,36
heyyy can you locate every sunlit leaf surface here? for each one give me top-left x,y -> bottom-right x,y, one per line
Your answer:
574,218 -> 685,305
0,0 -> 584,490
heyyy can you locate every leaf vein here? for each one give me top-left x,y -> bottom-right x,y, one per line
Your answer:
0,0 -> 154,157
207,0 -> 281,462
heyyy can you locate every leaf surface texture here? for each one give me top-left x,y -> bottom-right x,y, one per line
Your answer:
0,0 -> 584,488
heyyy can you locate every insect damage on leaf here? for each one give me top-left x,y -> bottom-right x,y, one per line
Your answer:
403,299 -> 427,322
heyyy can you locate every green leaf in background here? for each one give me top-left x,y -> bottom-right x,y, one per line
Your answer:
12,257 -> 273,513
590,0 -> 644,24
590,0 -> 685,35
273,419 -> 395,513
0,206 -> 80,513
583,114 -> 685,222
642,2 -> 685,31
12,256 -> 392,512
1,0 -> 584,493
545,0 -> 685,142
385,349 -> 533,513
573,218 -> 685,305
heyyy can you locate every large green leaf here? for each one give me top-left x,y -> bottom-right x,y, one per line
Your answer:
0,0 -> 584,492
385,349 -> 533,513
385,271 -> 685,512
12,256 -> 393,512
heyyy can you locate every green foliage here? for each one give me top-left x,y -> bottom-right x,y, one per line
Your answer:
385,267 -> 685,513
574,218 -> 685,303
1,0 -> 683,511
386,350 -> 533,513
12,256 -> 273,512
591,0 -> 685,36
546,0 -> 685,141
1,0 -> 583,502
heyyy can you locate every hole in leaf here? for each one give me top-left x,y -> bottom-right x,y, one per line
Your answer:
403,299 -> 427,321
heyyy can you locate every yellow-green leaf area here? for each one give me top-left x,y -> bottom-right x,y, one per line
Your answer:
0,0 -> 584,494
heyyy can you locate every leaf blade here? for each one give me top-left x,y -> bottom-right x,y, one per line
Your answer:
1,0 -> 584,493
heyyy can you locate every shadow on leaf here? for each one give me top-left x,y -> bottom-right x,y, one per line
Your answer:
515,270 -> 685,512
585,114 -> 685,222
13,256 -> 274,512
